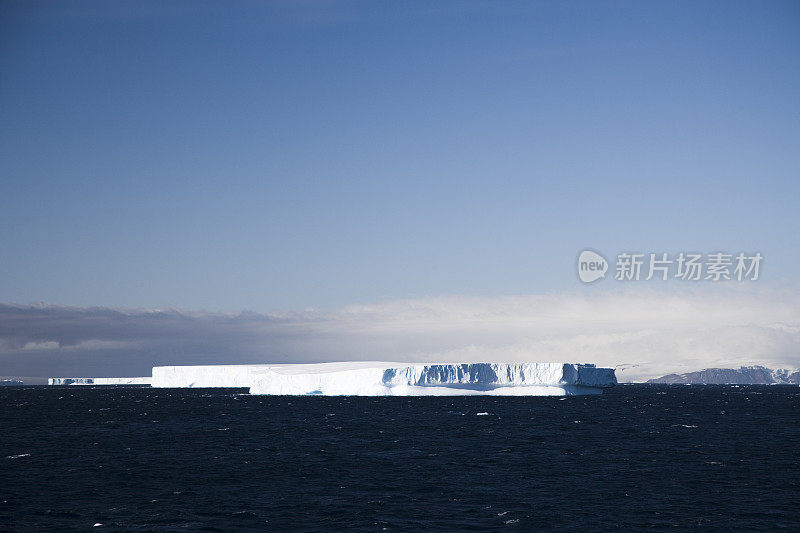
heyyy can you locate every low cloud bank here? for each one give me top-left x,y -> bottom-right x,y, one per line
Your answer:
1,286 -> 798,381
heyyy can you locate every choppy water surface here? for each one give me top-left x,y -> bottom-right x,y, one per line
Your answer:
2,385 -> 799,531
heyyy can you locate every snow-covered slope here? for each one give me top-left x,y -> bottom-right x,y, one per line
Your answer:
647,366 -> 800,385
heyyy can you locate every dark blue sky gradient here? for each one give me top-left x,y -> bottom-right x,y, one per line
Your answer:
1,1 -> 798,310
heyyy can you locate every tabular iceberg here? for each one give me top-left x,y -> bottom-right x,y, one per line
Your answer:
247,362 -> 616,396
51,362 -> 616,395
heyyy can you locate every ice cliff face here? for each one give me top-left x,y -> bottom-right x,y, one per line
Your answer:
248,362 -> 616,396
382,363 -> 615,388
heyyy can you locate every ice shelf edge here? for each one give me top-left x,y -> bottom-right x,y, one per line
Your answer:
49,362 -> 617,396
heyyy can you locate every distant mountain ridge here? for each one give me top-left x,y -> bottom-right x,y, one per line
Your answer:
647,366 -> 800,385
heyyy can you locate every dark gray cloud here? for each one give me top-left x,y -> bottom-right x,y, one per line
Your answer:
0,303 -> 306,377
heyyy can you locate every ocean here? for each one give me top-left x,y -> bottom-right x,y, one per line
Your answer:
2,385 -> 798,531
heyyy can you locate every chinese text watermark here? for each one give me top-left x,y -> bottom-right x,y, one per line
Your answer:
577,250 -> 762,283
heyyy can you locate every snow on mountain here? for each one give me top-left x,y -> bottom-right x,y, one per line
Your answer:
647,366 -> 800,385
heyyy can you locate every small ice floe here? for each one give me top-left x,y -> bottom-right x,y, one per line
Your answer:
680,424 -> 698,428
504,518 -> 520,525
476,412 -> 490,416
93,523 -> 102,527
6,454 -> 31,459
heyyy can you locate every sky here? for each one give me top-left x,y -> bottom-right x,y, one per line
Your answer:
1,1 -> 798,380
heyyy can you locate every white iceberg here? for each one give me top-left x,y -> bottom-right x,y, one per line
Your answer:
151,364 -> 270,388
52,362 -> 616,396
247,362 -> 616,396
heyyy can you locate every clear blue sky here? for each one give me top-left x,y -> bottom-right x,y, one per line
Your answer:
1,0 -> 798,311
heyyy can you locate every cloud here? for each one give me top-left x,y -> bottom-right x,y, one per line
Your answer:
1,285 -> 798,381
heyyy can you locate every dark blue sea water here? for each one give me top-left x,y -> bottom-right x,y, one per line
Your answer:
2,385 -> 799,531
